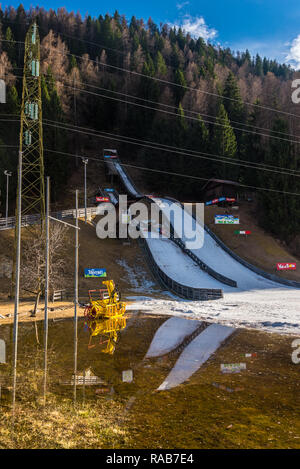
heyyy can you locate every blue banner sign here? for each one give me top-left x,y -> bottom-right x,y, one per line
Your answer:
84,268 -> 107,278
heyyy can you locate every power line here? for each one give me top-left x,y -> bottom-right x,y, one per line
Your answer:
0,38 -> 27,45
50,82 -> 300,146
4,100 -> 300,175
60,51 -> 300,120
43,118 -> 300,176
60,79 -> 300,140
4,69 -> 299,146
119,162 -> 300,196
3,112 -> 299,176
6,74 -> 300,145
36,74 -> 300,140
28,27 -> 300,121
41,147 -> 300,197
43,121 -> 300,179
2,141 -> 295,196
2,109 -> 300,176
2,21 -> 299,195
3,36 -> 300,121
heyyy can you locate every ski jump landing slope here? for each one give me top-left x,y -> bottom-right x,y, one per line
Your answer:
151,197 -> 297,293
107,157 -> 300,297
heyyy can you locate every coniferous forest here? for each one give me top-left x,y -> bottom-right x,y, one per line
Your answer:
0,5 -> 300,247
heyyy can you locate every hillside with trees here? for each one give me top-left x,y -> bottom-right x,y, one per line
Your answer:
0,5 -> 300,249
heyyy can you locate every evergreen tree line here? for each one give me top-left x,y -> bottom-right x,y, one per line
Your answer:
0,5 -> 299,243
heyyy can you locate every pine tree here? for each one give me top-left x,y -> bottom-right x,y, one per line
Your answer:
174,69 -> 186,104
177,103 -> 187,134
190,114 -> 209,151
263,57 -> 269,75
4,27 -> 16,64
188,115 -> 210,182
212,103 -> 238,179
223,72 -> 244,123
255,54 -> 263,76
240,100 -> 263,186
156,51 -> 167,76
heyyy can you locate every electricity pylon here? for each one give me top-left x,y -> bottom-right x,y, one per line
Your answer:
11,21 -> 45,295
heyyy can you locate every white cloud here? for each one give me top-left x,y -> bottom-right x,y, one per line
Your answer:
176,1 -> 190,10
169,15 -> 217,41
286,34 -> 300,69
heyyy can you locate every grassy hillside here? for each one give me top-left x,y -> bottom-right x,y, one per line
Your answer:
203,202 -> 300,282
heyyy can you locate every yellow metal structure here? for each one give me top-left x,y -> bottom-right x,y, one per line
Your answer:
84,280 -> 127,354
85,280 -> 126,320
87,316 -> 127,354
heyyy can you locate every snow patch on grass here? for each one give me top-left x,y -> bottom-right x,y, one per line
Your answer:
128,289 -> 300,335
116,259 -> 156,293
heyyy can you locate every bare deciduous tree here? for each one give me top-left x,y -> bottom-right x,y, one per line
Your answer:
20,222 -> 69,316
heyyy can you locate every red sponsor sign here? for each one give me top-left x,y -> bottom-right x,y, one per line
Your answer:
276,263 -> 296,271
96,196 -> 110,202
226,197 -> 236,202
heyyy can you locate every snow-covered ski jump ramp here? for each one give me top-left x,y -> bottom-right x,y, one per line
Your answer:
104,156 -> 300,326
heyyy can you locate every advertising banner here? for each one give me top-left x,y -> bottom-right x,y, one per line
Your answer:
215,215 -> 239,224
96,196 -> 110,202
276,263 -> 296,271
84,268 -> 107,278
234,230 -> 251,235
221,363 -> 247,374
205,197 -> 236,206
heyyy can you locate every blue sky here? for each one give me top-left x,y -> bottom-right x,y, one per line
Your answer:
5,0 -> 300,68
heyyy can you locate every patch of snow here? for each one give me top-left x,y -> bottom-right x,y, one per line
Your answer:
116,258 -> 156,293
129,292 -> 300,336
157,324 -> 234,390
126,295 -> 154,302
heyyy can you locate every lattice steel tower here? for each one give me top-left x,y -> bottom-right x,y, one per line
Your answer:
11,22 -> 45,293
